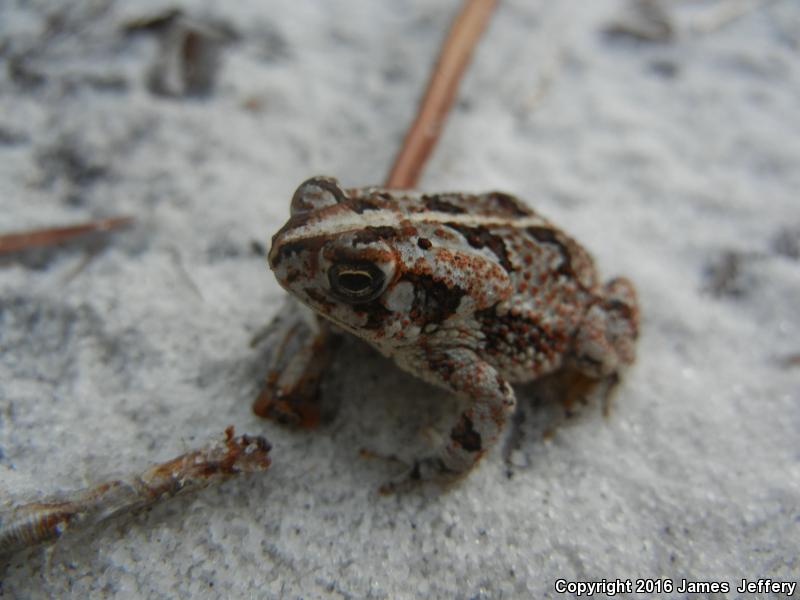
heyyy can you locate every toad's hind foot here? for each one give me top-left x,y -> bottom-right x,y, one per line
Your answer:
559,369 -> 621,418
569,276 -> 639,380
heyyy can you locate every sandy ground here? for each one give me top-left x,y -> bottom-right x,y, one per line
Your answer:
1,0 -> 799,598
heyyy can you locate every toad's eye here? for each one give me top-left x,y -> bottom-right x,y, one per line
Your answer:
328,261 -> 386,303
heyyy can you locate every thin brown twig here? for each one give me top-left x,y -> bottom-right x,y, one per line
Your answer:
0,216 -> 134,255
384,0 -> 499,189
0,427 -> 271,555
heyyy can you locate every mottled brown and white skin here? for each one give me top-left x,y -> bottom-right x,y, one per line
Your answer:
266,176 -> 639,485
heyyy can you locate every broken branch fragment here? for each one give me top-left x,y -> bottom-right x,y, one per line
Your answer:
0,427 -> 271,555
125,9 -> 238,98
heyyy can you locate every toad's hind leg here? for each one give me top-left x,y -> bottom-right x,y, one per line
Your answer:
565,277 -> 639,412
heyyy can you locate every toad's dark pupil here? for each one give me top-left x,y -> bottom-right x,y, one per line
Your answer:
338,270 -> 372,292
329,261 -> 385,303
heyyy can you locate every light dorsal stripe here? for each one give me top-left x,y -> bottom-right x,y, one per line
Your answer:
278,210 -> 552,244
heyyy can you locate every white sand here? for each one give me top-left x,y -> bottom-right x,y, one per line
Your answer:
1,0 -> 798,597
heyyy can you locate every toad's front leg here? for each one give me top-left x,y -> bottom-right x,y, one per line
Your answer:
252,297 -> 337,428
385,347 -> 517,490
